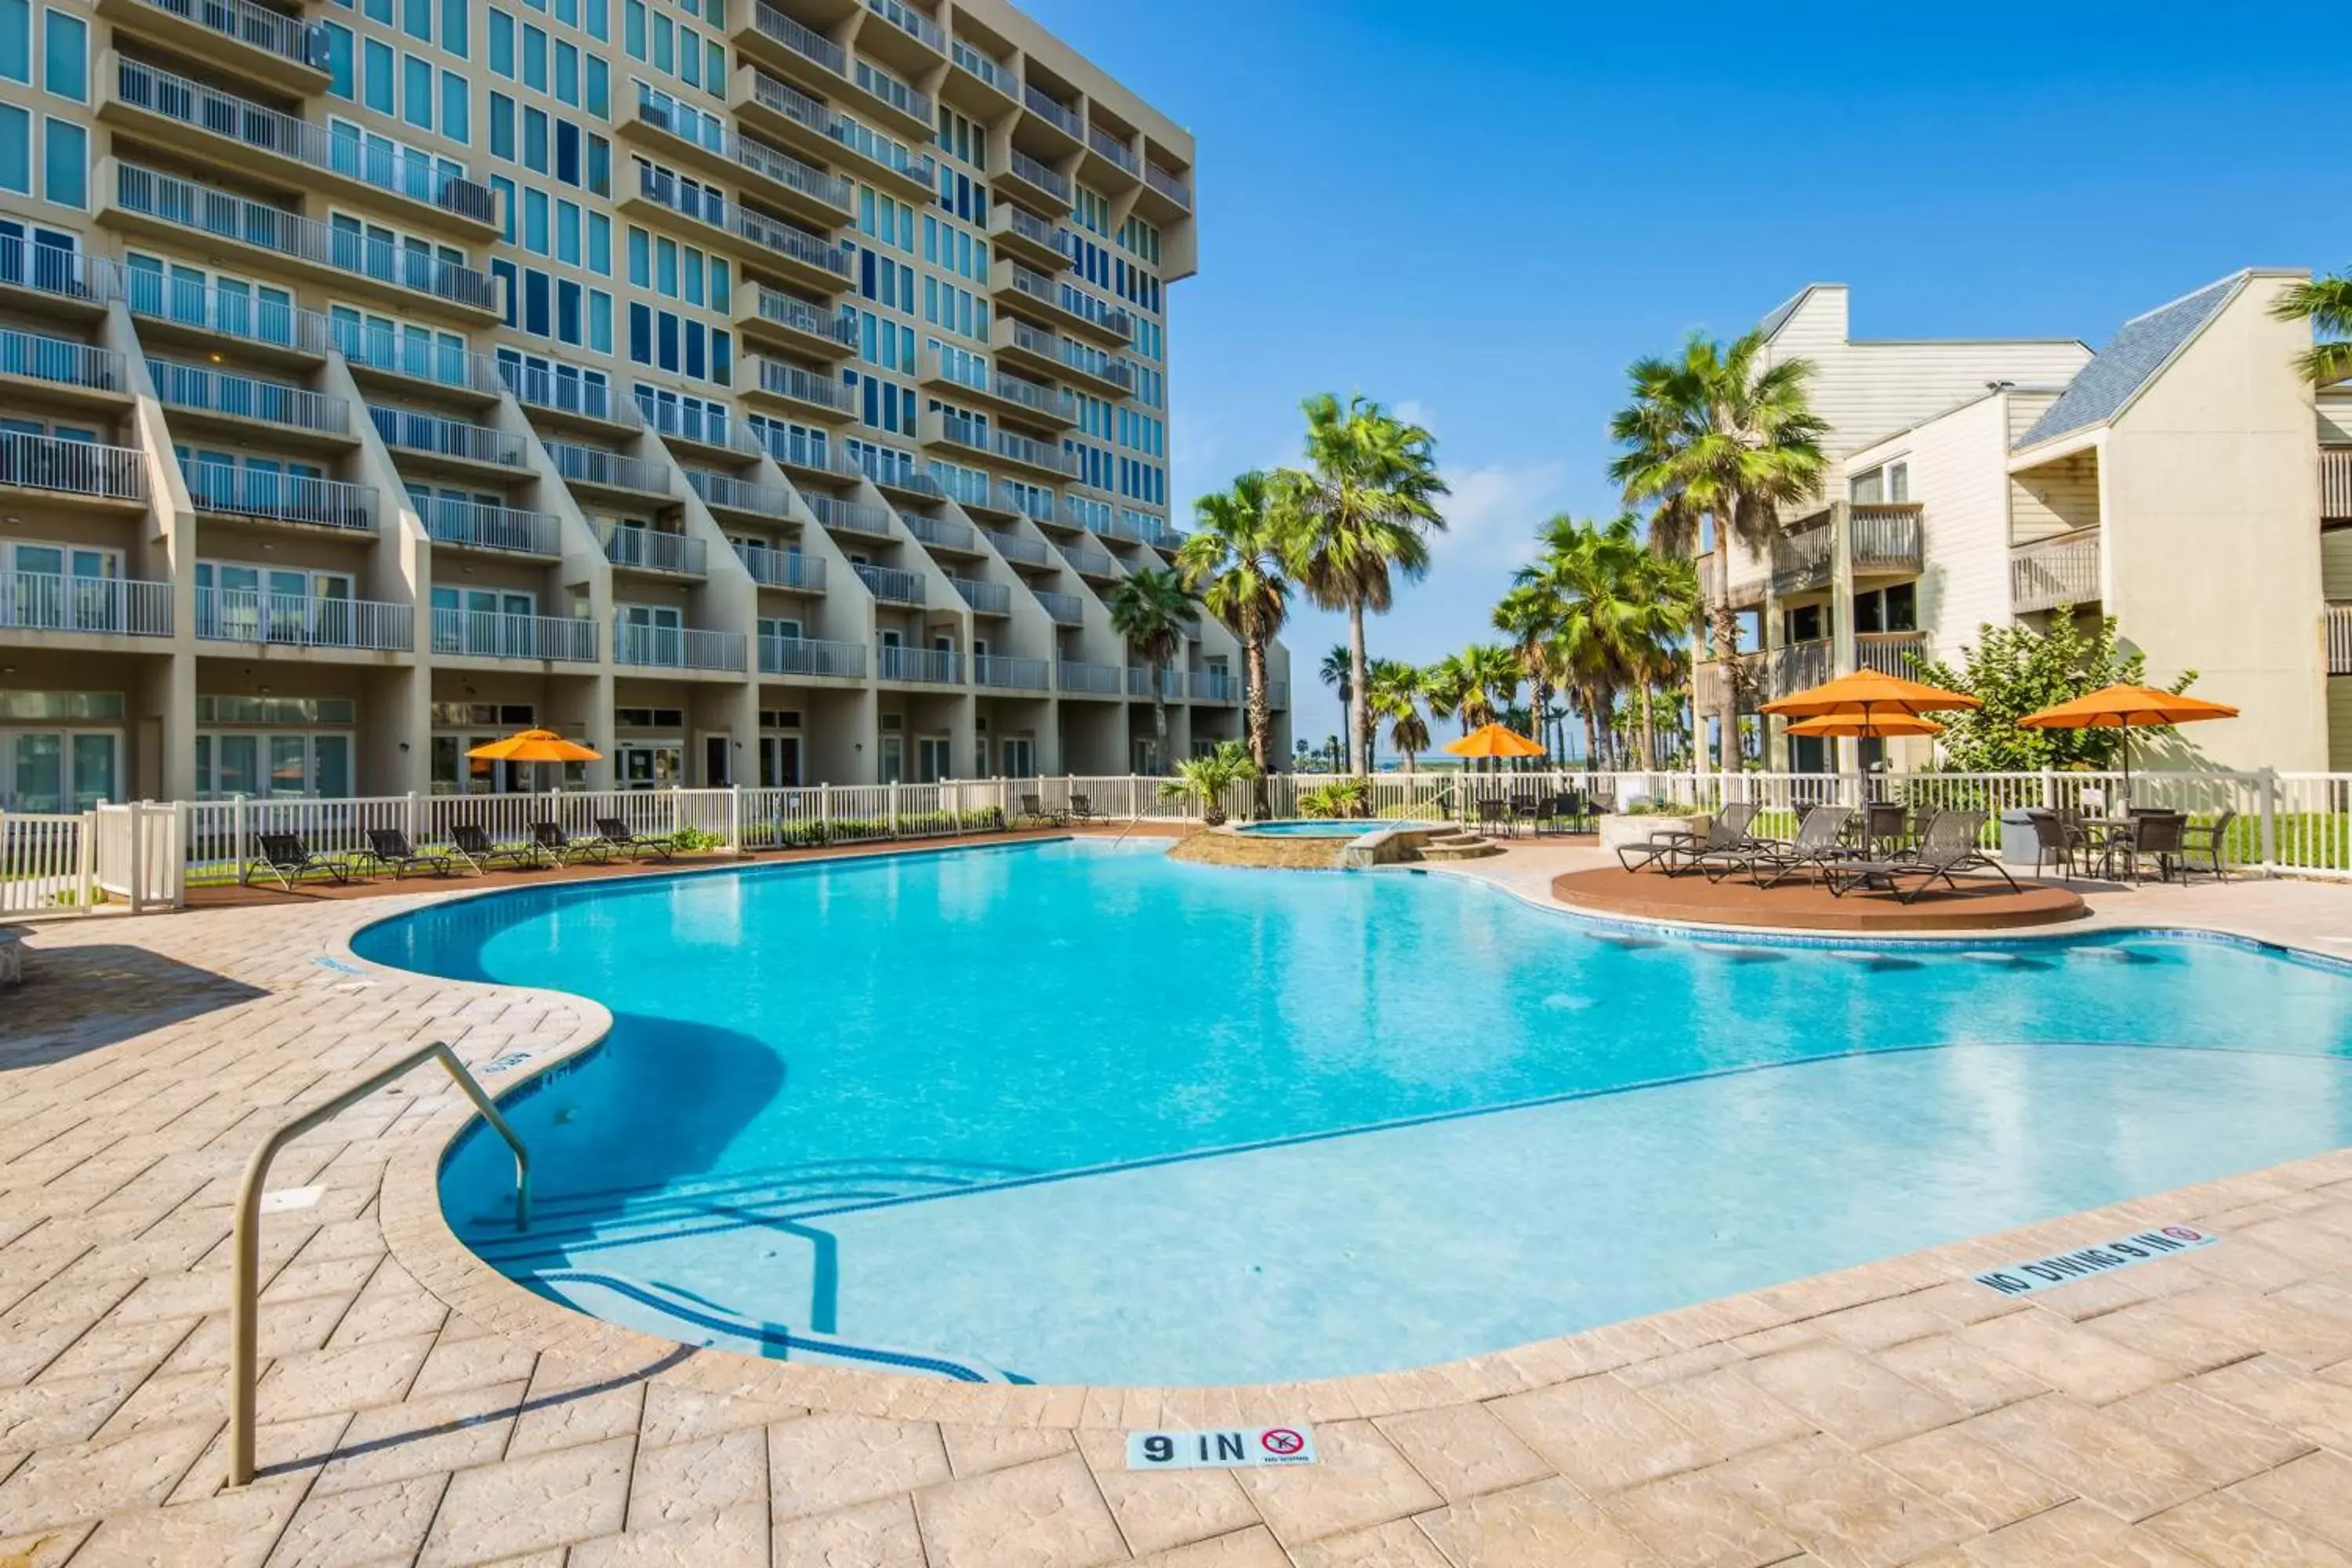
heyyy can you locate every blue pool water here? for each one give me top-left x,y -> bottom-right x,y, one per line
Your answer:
355,840 -> 2352,1385
1236,819 -> 1421,837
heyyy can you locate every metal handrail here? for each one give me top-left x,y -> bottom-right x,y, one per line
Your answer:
1007,149 -> 1071,203
230,1040 -> 528,1487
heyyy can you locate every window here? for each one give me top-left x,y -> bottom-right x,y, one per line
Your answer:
488,8 -> 513,75
522,23 -> 546,90
588,289 -> 612,353
403,53 -> 433,129
523,187 -> 548,252
402,0 -> 429,41
489,92 -> 514,158
587,212 -> 610,274
0,103 -> 27,194
441,71 -> 469,142
0,0 -> 26,83
584,55 -> 608,117
364,38 -> 396,114
556,198 -> 579,263
586,0 -> 608,42
40,116 -> 82,208
42,9 -> 83,101
627,224 -> 648,285
623,0 -> 644,57
491,174 -> 515,241
554,40 -> 576,104
322,22 -> 354,97
441,0 -> 468,54
1853,583 -> 1918,634
524,106 -> 547,171
627,299 -> 649,362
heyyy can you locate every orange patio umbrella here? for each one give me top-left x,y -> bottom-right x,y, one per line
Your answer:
2016,684 -> 2238,802
1760,668 -> 1981,724
1784,712 -> 1944,740
1445,723 -> 1546,760
468,728 -> 601,792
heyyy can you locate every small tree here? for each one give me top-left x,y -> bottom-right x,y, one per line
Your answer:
1159,741 -> 1261,826
1911,610 -> 2193,771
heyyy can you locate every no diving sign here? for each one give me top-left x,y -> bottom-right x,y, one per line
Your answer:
1128,1425 -> 1317,1469
1972,1225 -> 2219,1297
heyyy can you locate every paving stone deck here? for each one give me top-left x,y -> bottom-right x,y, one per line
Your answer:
4,843 -> 2352,1565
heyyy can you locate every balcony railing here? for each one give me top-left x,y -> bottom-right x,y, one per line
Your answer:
431,608 -> 596,662
949,41 -> 1012,97
1144,162 -> 1192,209
1058,659 -> 1119,693
982,528 -> 1048,564
750,288 -> 858,347
418,496 -> 560,555
633,85 -> 851,213
735,540 -> 823,589
506,361 -> 642,426
1854,634 -> 1926,679
123,0 -> 318,70
1062,289 -> 1133,342
1268,680 -> 1290,709
550,441 -> 670,494
844,446 -> 942,495
336,323 -> 503,396
1850,504 -> 1924,574
1189,670 -> 1237,703
131,271 -> 325,355
746,69 -> 842,143
1057,541 -> 1115,577
151,357 -> 347,435
1035,588 -> 1083,625
900,510 -> 973,550
877,643 -> 956,682
370,405 -> 523,466
809,493 -> 893,538
975,653 -> 1047,688
1006,149 -> 1071,205
952,576 -> 1009,614
0,430 -> 147,503
994,430 -> 1078,476
0,573 -> 173,637
757,358 -> 854,411
0,234 -> 122,307
993,372 -> 1073,422
750,4 -> 847,78
115,165 -> 497,313
597,521 -> 705,574
1023,85 -> 1082,138
115,60 -> 495,225
188,467 -> 372,530
687,466 -> 787,516
1126,666 -> 1181,699
640,397 -> 752,455
854,561 -> 925,604
198,588 -> 411,651
1769,524 -> 1833,596
853,60 -> 932,125
2010,529 -> 2101,614
732,205 -> 854,281
760,633 -> 866,677
615,622 -> 746,670
865,0 -> 942,51
0,328 -> 125,393
996,205 -> 1064,256
2325,448 -> 2352,522
1061,338 -> 1133,390
1086,126 -> 1139,175
2330,604 -> 2352,676
1766,641 -> 1833,699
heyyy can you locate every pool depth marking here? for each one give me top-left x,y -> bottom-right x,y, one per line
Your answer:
1129,1425 -> 1318,1469
1972,1224 -> 2220,1296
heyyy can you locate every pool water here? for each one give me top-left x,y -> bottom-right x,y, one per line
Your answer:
358,840 -> 2352,1385
1236,819 -> 1425,837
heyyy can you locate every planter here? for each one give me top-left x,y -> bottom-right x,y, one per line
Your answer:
1596,812 -> 1709,858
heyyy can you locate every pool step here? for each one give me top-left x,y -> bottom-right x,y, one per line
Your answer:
1417,832 -> 1505,861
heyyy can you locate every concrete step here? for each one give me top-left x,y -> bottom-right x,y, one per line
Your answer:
1418,837 -> 1504,861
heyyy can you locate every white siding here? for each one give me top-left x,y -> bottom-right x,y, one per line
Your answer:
2320,393 -> 2352,446
2009,450 -> 2100,544
2322,531 -> 2352,601
1904,396 -> 2020,659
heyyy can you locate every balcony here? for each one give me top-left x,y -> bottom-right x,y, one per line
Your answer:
865,0 -> 944,55
749,357 -> 856,421
370,405 -> 524,471
982,528 -> 1049,566
739,287 -> 859,358
505,363 -> 642,430
1769,524 -> 1833,597
991,430 -> 1078,481
997,149 -> 1072,215
949,40 -> 1014,101
996,481 -> 1057,524
738,5 -> 850,95
1126,666 -> 1182,699
1036,589 -> 1084,626
849,60 -> 935,140
2330,604 -> 2352,676
953,576 -> 1010,615
975,653 -> 1048,689
0,235 -> 122,318
640,398 -> 758,461
96,0 -> 327,96
1767,641 -> 1834,701
877,643 -> 957,683
107,163 -> 499,321
1189,670 -> 1238,704
1044,328 -> 1134,394
0,573 -> 174,638
107,60 -> 496,234
189,467 -> 373,532
853,561 -> 926,605
418,496 -> 561,557
0,329 -> 129,408
1022,84 -> 1083,146
0,431 -> 148,507
1268,681 -> 1290,709
628,165 -> 852,294
197,588 -> 411,652
735,540 -> 824,590
615,622 -> 746,671
1057,541 -> 1116,579
842,446 -> 944,498
336,327 -> 504,405
1142,162 -> 1192,216
753,423 -> 852,479
916,349 -> 1073,427
151,357 -> 348,441
431,608 -> 597,662
1851,503 -> 1925,575
1854,633 -> 1926,679
2325,448 -> 2352,524
550,441 -> 672,498
688,466 -> 789,519
900,510 -> 975,553
1692,652 -> 1762,714
1058,659 -> 1120,694
625,86 -> 852,228
1085,125 -> 1141,181
760,633 -> 866,677
810,493 -> 894,541
597,521 -> 705,575
988,205 -> 1069,272
2010,529 -> 2101,614
129,273 -> 326,364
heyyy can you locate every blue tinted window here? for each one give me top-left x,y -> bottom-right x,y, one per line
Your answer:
441,0 -> 468,55
488,9 -> 512,74
627,301 -> 650,362
364,39 -> 395,113
556,120 -> 579,185
524,270 -> 550,336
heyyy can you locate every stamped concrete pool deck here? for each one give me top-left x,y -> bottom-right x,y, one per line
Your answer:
5,839 -> 2352,1566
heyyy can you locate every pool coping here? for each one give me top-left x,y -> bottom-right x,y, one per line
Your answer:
358,837 -> 2352,1432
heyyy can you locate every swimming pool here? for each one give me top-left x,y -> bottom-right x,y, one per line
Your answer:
1235,819 -> 1424,837
358,840 -> 2352,1385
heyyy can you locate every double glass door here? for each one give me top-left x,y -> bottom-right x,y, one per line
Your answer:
193,732 -> 351,800
619,604 -> 683,664
198,563 -> 353,645
3,731 -> 118,811
758,734 -> 800,787
2,543 -> 118,631
431,586 -> 536,657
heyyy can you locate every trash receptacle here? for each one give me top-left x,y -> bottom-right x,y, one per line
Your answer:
1998,810 -> 2041,866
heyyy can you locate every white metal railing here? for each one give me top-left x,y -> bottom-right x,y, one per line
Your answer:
1087,125 -> 1139,175
1061,337 -> 1132,390
878,642 -> 957,682
1036,589 -> 1084,624
1004,316 -> 1063,361
114,165 -> 497,312
746,68 -> 841,141
597,521 -> 705,574
757,358 -> 853,410
997,481 -> 1055,521
866,0 -> 943,50
550,441 -> 670,494
733,205 -> 852,280
975,653 -> 1047,688
0,328 -> 125,393
123,0 -> 315,67
504,361 -> 641,425
187,466 -> 374,530
2323,448 -> 2352,521
337,322 -> 504,395
431,608 -> 597,661
854,562 -> 925,604
1853,634 -> 1926,678
760,633 -> 864,676
1022,85 -> 1081,138
370,405 -> 522,466
995,428 -> 1077,475
0,572 -> 174,637
116,60 -> 495,224
1006,149 -> 1072,204
853,60 -> 932,125
688,466 -> 788,515
750,288 -> 858,347
2010,528 -> 2101,613
900,510 -> 973,550
1850,505 -> 1924,572
996,205 -> 1064,256
993,371 -> 1071,421
1189,670 -> 1238,703
418,497 -> 560,556
2328,604 -> 2352,675
751,3 -> 847,75
1127,666 -> 1181,699
984,528 -> 1048,564
615,622 -> 746,670
151,356 -> 347,434
1057,541 -> 1115,576
949,40 -> 1012,95
131,272 -> 327,355
1058,658 -> 1119,692
634,83 -> 851,212
0,234 -> 121,307
1144,162 -> 1192,209
810,493 -> 893,537
0,430 -> 149,503
637,397 -> 748,453
197,588 -> 412,650
848,447 -> 943,495
735,540 -> 822,589
1269,680 -> 1290,708
952,576 -> 1009,613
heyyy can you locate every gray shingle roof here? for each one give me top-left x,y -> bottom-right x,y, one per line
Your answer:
1756,288 -> 1811,341
2014,274 -> 2241,450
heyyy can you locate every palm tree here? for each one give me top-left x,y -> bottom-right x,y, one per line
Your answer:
1280,393 -> 1448,779
1466,643 -> 1523,736
2272,268 -> 2352,385
1492,583 -> 1566,765
1609,330 -> 1828,772
1421,654 -> 1470,742
1318,644 -> 1353,748
1157,740 -> 1259,826
1366,659 -> 1428,771
1179,471 -> 1291,808
1105,567 -> 1199,771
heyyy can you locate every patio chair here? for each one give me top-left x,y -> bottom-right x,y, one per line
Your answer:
593,816 -> 675,862
1860,801 -> 1911,858
2107,811 -> 2187,886
1475,798 -> 1516,838
1016,793 -> 1067,829
2023,810 -> 2085,880
532,820 -> 610,866
241,833 -> 350,890
1827,811 -> 2018,903
448,822 -> 534,873
1706,804 -> 1858,888
2176,809 -> 2235,883
1552,792 -> 1589,833
355,828 -> 452,880
1068,793 -> 1099,826
1620,802 -> 1759,875
1509,795 -> 1545,835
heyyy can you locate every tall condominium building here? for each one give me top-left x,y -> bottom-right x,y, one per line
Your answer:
1698,273 -> 2352,771
0,0 -> 1291,810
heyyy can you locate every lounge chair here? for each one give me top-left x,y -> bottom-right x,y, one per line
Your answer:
242,832 -> 350,890
355,828 -> 452,880
1827,811 -> 2019,902
448,822 -> 534,873
1704,804 -> 1858,887
593,816 -> 675,861
532,820 -> 609,866
1016,793 -> 1067,828
1617,802 -> 1758,875
1067,793 -> 1098,826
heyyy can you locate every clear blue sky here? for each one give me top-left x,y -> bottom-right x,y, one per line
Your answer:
1019,0 -> 2350,753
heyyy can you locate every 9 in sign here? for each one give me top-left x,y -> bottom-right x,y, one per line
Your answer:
1127,1425 -> 1319,1469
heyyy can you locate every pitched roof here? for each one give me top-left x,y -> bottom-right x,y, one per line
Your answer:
1756,287 -> 1814,341
2013,274 -> 2244,450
